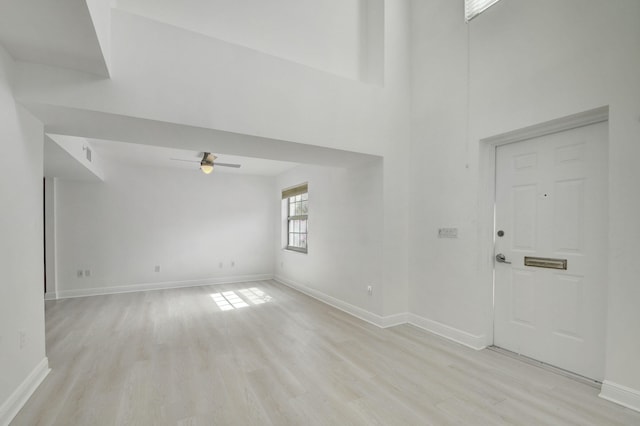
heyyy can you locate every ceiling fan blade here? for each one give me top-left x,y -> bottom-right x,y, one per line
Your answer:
170,158 -> 200,163
171,156 -> 241,169
214,162 -> 241,168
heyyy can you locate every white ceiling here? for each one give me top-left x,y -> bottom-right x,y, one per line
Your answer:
89,139 -> 299,176
0,0 -> 109,76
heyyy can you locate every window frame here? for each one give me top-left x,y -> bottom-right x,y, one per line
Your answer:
283,184 -> 308,254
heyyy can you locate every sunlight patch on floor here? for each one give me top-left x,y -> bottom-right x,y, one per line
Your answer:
210,288 -> 272,311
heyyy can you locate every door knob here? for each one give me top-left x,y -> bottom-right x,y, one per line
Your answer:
496,253 -> 511,264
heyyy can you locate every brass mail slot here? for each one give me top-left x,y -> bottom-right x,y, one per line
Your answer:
524,256 -> 567,270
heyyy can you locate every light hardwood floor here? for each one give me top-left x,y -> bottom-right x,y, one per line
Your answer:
12,280 -> 640,425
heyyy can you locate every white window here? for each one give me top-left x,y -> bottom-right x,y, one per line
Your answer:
282,183 -> 308,253
465,0 -> 501,22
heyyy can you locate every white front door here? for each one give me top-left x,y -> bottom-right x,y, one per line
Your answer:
494,121 -> 608,381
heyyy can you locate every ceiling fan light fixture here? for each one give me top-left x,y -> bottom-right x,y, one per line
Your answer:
200,152 -> 216,174
200,163 -> 214,174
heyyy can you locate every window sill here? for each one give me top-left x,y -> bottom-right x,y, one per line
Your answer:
284,247 -> 308,254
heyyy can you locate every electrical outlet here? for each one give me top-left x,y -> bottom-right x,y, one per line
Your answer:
84,269 -> 91,277
154,265 -> 160,273
367,285 -> 373,295
77,270 -> 83,278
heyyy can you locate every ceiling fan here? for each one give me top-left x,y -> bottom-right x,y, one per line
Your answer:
170,152 -> 241,174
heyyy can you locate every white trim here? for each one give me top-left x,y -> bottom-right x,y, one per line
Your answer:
273,276 -> 486,351
481,106 -> 609,147
379,312 -> 410,328
44,292 -> 57,301
0,357 -> 50,426
407,313 -> 487,351
53,274 -> 274,299
274,275 -> 406,329
480,106 -> 610,349
599,380 -> 640,412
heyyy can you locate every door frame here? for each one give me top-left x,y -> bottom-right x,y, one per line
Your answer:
477,106 -> 609,347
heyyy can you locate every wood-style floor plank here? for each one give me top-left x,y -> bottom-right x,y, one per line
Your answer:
11,280 -> 640,425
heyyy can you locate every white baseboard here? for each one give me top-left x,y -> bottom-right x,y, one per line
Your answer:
274,275 -> 405,328
600,380 -> 640,412
273,276 -> 486,351
407,313 -> 487,351
380,312 -> 410,328
53,274 -> 274,299
44,292 -> 57,301
0,357 -> 50,426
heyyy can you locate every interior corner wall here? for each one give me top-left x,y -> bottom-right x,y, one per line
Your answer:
274,160 -> 384,317
408,0 -> 484,335
53,163 -> 276,297
410,0 -> 640,401
0,46 -> 47,417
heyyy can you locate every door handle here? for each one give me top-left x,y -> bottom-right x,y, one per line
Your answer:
496,253 -> 511,264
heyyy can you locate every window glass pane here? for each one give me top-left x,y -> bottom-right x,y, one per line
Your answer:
301,220 -> 307,233
296,194 -> 302,202
301,201 -> 308,214
293,220 -> 299,233
293,234 -> 300,247
302,193 -> 308,201
295,202 -> 302,215
288,233 -> 294,245
289,201 -> 295,216
300,234 -> 307,248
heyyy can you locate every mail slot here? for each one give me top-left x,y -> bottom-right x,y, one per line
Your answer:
524,256 -> 567,270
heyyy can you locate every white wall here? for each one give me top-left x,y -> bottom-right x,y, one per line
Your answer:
14,4 -> 398,160
86,0 -> 112,74
15,0 -> 413,316
0,46 -> 47,421
115,0 -> 365,80
275,160 -> 384,316
47,134 -> 104,181
410,0 -> 640,402
409,0 -> 484,338
53,162 -> 276,297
